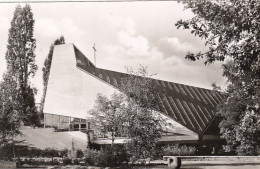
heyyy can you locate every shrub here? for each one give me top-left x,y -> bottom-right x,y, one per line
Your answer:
85,148 -> 109,166
76,149 -> 84,158
62,157 -> 72,165
0,143 -> 15,160
73,158 -> 80,165
13,146 -> 66,158
42,148 -> 60,157
163,144 -> 197,156
17,158 -> 60,166
85,146 -> 129,167
111,145 -> 129,165
84,149 -> 98,166
60,149 -> 69,157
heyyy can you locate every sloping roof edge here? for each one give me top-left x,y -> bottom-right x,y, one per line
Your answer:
71,44 -> 226,135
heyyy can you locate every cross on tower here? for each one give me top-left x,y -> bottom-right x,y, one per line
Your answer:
93,43 -> 97,66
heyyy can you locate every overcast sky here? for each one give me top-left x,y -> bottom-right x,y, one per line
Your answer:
0,1 -> 226,102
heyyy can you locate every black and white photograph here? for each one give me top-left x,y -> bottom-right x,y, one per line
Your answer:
0,0 -> 259,168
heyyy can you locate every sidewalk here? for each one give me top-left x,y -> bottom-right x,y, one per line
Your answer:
182,160 -> 260,165
150,156 -> 260,166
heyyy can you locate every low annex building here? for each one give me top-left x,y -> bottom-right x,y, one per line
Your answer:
41,43 -> 225,147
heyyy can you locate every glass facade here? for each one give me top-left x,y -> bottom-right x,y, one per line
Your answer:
44,113 -> 90,132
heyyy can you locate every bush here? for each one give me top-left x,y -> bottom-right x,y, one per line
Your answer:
60,148 -> 69,157
42,148 -> 60,157
85,146 -> 129,167
9,145 -> 67,158
110,145 -> 129,166
76,149 -> 84,158
62,157 -> 72,165
163,144 -> 197,156
73,158 -> 79,165
0,143 -> 15,160
84,148 -> 107,166
17,158 -> 60,166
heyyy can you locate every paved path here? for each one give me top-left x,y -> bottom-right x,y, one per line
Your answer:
135,164 -> 260,169
136,159 -> 260,169
182,164 -> 260,169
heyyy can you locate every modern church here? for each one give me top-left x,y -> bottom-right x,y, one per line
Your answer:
19,43 -> 225,150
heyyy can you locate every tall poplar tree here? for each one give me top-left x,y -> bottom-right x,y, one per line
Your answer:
41,36 -> 65,112
4,4 -> 40,126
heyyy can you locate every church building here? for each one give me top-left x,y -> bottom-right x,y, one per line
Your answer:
41,43 -> 225,146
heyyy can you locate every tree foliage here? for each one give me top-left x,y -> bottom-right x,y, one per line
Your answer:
0,4 -> 41,156
176,0 -> 260,155
90,66 -> 164,160
0,72 -> 23,158
90,93 -> 126,147
41,36 -> 65,112
6,4 -> 37,88
3,4 -> 41,127
0,73 -> 23,140
120,67 -> 164,160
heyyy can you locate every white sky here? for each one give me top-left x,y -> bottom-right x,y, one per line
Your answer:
0,1 -> 226,103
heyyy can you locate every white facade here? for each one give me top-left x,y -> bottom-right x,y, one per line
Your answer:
44,44 -> 118,119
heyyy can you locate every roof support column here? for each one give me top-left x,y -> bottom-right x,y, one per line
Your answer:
198,134 -> 203,145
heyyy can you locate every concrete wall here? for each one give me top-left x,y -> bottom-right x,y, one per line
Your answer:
44,44 -> 118,119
